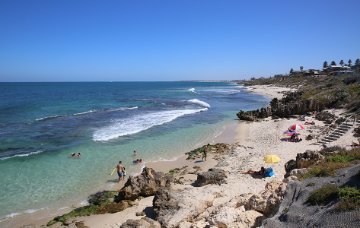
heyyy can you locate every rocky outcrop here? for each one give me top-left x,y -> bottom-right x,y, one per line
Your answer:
263,164 -> 360,228
315,111 -> 336,124
237,108 -> 271,121
296,150 -> 325,169
152,188 -> 180,226
115,167 -> 172,202
195,168 -> 227,187
120,217 -> 161,228
284,150 -> 325,177
185,143 -> 230,160
237,91 -> 326,121
238,181 -> 287,217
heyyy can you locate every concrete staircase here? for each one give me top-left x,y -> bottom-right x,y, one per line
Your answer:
318,116 -> 359,145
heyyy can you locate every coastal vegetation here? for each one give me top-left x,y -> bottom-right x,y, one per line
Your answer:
306,185 -> 360,211
47,191 -> 120,226
298,147 -> 360,180
236,66 -> 360,121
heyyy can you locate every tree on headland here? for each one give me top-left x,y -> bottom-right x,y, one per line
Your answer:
331,61 -> 336,66
356,58 -> 360,65
339,60 -> 344,66
300,66 -> 303,72
290,68 -> 294,74
348,59 -> 352,66
323,61 -> 328,69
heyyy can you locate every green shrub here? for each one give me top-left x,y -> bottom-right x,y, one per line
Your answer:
306,184 -> 339,206
300,163 -> 348,179
339,187 -> 360,200
336,187 -> 360,211
326,154 -> 355,163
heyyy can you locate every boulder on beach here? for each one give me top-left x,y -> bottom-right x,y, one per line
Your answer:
115,167 -> 172,202
194,168 -> 227,187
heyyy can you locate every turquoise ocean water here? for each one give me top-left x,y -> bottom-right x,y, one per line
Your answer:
0,81 -> 268,220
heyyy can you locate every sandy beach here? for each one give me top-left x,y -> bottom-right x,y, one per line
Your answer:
70,86 -> 355,227
6,85 -> 357,228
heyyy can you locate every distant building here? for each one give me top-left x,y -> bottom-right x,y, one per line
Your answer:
289,69 -> 320,77
324,65 -> 353,76
303,69 -> 320,76
351,64 -> 360,74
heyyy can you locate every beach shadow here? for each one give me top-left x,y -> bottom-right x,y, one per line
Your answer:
194,160 -> 204,163
280,138 -> 290,142
106,179 -> 118,183
143,206 -> 156,219
250,174 -> 265,179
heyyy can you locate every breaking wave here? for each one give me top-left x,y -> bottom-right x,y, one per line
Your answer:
188,88 -> 197,93
35,107 -> 138,122
187,99 -> 211,108
0,150 -> 43,161
92,108 -> 207,141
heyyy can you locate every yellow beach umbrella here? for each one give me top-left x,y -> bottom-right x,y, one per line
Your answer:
264,155 -> 281,163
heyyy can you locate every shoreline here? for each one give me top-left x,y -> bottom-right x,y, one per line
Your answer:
0,119 -> 240,228
6,84 -> 356,227
75,84 -> 357,227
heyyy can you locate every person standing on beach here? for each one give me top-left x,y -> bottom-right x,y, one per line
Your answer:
116,161 -> 125,182
202,145 -> 208,161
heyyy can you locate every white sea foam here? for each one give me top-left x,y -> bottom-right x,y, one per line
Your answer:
0,150 -> 43,161
93,108 -> 207,141
187,99 -> 211,108
35,115 -> 61,121
24,208 -> 44,214
72,110 -> 97,116
35,107 -> 138,122
188,88 -> 197,93
80,200 -> 89,206
107,106 -> 138,112
202,88 -> 241,94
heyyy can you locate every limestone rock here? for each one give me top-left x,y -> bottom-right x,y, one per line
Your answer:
195,168 -> 227,187
236,193 -> 253,208
116,167 -> 172,202
245,181 -> 286,216
120,217 -> 161,228
296,150 -> 324,169
237,210 -> 264,227
153,188 -> 180,226
289,168 -> 308,177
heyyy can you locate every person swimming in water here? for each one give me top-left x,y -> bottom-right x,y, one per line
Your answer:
70,153 -> 81,158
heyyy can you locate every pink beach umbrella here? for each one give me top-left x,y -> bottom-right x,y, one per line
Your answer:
288,124 -> 304,131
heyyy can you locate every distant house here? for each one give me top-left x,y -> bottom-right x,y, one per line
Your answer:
289,69 -> 320,77
324,65 -> 353,76
303,69 -> 320,76
351,64 -> 360,74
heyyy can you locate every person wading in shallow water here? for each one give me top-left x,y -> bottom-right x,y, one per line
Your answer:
116,161 -> 125,182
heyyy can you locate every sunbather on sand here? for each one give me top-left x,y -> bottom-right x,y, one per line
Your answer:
242,167 -> 265,177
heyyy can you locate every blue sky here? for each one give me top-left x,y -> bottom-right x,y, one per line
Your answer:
0,0 -> 359,82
